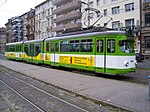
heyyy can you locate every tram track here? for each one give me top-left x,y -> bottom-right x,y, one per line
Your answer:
0,70 -> 109,112
0,79 -> 46,112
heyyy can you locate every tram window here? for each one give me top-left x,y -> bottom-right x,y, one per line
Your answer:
24,44 -> 28,55
69,40 -> 79,52
55,42 -> 59,52
7,45 -> 14,52
107,39 -> 115,53
97,40 -> 103,53
35,43 -> 41,56
60,41 -> 69,52
46,42 -> 49,52
80,39 -> 93,52
51,43 -> 55,52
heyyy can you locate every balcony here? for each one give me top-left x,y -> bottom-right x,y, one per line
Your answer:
53,11 -> 82,23
52,1 -> 81,15
52,22 -> 82,32
52,25 -> 64,32
52,0 -> 66,5
65,22 -> 82,29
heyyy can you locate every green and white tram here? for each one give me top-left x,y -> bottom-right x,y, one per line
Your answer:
5,30 -> 136,75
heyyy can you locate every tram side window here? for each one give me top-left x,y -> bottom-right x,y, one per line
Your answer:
97,40 -> 103,53
80,39 -> 93,52
35,43 -> 41,56
69,40 -> 79,52
55,42 -> 59,52
24,44 -> 28,55
51,43 -> 54,52
46,42 -> 49,52
7,45 -> 15,52
107,39 -> 115,53
60,41 -> 69,52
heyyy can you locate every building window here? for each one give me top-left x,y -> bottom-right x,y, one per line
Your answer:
125,19 -> 134,30
112,6 -> 120,14
145,13 -> 150,27
112,21 -> 120,30
125,3 -> 134,12
145,37 -> 150,48
97,0 -> 100,6
89,1 -> 93,8
145,0 -> 150,3
103,0 -> 107,4
104,9 -> 107,16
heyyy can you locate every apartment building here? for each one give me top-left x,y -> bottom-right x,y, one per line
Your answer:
26,8 -> 36,40
82,0 -> 140,29
35,0 -> 53,39
0,27 -> 6,51
52,0 -> 82,36
141,0 -> 150,59
82,0 -> 141,52
5,19 -> 12,43
11,16 -> 23,42
20,13 -> 28,40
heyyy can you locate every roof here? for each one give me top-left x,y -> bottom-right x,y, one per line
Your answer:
45,31 -> 125,42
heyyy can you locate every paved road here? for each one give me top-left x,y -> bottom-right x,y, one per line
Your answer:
0,59 -> 150,112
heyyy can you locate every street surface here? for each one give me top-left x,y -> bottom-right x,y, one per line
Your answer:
0,52 -> 150,112
0,70 -> 122,112
0,51 -> 150,85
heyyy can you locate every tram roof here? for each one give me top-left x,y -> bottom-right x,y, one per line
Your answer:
45,31 -> 125,42
6,41 -> 23,45
24,38 -> 45,43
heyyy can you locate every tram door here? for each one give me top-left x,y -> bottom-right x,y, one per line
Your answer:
95,38 -> 106,73
29,43 -> 34,62
51,41 -> 59,66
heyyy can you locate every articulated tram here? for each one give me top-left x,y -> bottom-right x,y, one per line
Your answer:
5,31 -> 136,75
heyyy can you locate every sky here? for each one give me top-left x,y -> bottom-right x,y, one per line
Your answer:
0,0 -> 44,27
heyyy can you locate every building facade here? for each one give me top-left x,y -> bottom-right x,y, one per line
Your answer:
26,8 -> 36,40
0,27 -> 6,51
141,0 -> 150,59
52,0 -> 82,36
11,16 -> 23,42
82,0 -> 141,29
20,13 -> 28,41
35,0 -> 53,39
5,19 -> 12,43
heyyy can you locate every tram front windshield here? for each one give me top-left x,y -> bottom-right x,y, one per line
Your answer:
119,40 -> 134,53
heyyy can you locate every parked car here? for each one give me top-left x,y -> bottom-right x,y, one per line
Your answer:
136,53 -> 144,62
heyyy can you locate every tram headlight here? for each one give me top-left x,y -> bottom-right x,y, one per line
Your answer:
124,61 -> 129,67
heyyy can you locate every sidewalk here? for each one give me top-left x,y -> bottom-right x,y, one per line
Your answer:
0,59 -> 150,112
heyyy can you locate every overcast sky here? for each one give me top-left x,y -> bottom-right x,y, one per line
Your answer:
0,0 -> 44,27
